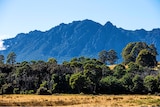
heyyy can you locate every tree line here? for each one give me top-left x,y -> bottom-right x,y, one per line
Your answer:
0,42 -> 159,95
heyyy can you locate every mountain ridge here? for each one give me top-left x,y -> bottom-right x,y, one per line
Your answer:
0,19 -> 160,63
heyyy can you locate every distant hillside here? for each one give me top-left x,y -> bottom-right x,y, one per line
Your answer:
0,19 -> 160,63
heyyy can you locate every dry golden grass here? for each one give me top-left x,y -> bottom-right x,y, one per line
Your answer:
108,64 -> 128,70
108,64 -> 116,70
0,94 -> 160,106
158,62 -> 160,65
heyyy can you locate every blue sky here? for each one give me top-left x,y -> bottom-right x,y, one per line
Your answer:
0,0 -> 160,39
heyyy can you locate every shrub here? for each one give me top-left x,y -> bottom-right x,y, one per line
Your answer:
2,83 -> 13,94
13,88 -> 20,94
36,87 -> 52,95
144,75 -> 158,93
0,88 -> 2,95
27,90 -> 34,94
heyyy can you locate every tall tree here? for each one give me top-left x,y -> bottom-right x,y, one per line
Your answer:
149,44 -> 158,56
69,72 -> 89,93
136,49 -> 157,67
144,75 -> 158,93
98,50 -> 108,64
6,52 -> 16,65
107,49 -> 118,65
132,75 -> 144,93
122,42 -> 136,64
100,76 -> 123,94
122,42 -> 158,65
84,63 -> 102,93
0,55 -> 4,64
113,64 -> 126,78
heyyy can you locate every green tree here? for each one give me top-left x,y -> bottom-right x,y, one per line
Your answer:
144,75 -> 158,93
101,65 -> 113,77
6,52 -> 16,65
113,64 -> 126,78
100,76 -> 123,94
130,42 -> 148,59
70,61 -> 82,73
122,42 -> 157,65
149,44 -> 158,56
47,58 -> 57,65
2,83 -> 14,94
0,73 -> 6,87
120,73 -> 133,93
69,72 -> 89,93
132,75 -> 144,93
107,49 -> 118,65
84,64 -> 102,93
156,74 -> 160,93
126,62 -> 142,74
98,50 -> 108,64
136,49 -> 157,67
122,42 -> 136,64
0,55 -> 4,64
36,87 -> 52,95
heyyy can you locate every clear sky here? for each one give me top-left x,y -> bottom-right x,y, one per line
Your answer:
0,0 -> 160,40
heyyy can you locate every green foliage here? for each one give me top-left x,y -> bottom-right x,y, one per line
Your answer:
0,55 -> 4,64
84,64 -> 102,93
136,49 -> 157,67
13,88 -> 20,94
100,76 -> 123,94
98,50 -> 108,64
2,83 -> 14,94
0,43 -> 159,95
113,64 -> 126,78
122,42 -> 136,64
19,90 -> 35,94
0,73 -> 6,87
149,44 -> 158,56
107,49 -> 118,65
98,50 -> 118,65
36,87 -> 52,95
101,65 -> 113,77
120,73 -> 133,92
6,52 -> 16,65
40,81 -> 47,88
132,75 -> 144,93
127,62 -> 142,73
47,58 -> 57,65
27,90 -> 34,94
122,42 -> 158,66
144,75 -> 158,93
69,72 -> 89,93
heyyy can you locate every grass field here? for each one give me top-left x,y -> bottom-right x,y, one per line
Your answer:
0,94 -> 160,106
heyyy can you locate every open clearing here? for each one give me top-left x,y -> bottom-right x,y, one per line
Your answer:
0,94 -> 160,106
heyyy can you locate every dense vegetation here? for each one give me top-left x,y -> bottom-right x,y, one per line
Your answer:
0,42 -> 159,95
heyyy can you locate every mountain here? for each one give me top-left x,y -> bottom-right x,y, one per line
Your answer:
0,19 -> 160,63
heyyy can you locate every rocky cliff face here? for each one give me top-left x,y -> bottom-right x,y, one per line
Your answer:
0,19 -> 160,63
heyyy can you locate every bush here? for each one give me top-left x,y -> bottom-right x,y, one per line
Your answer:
20,90 -> 26,94
13,88 -> 20,94
144,75 -> 158,93
27,90 -> 34,94
20,90 -> 34,94
36,87 -> 52,95
100,76 -> 124,94
0,88 -> 2,95
2,83 -> 14,94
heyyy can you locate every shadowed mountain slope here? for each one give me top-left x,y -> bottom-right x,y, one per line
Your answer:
0,19 -> 160,63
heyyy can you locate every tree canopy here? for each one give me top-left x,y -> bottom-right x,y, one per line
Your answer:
122,42 -> 158,67
0,42 -> 159,95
